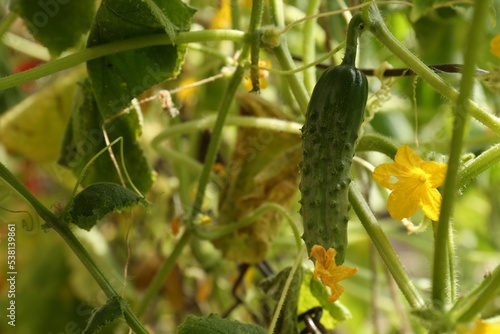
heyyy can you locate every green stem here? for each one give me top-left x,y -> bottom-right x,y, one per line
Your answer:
230,0 -> 241,31
342,14 -> 364,66
0,163 -> 149,333
268,0 -> 309,112
457,144 -> 500,188
363,4 -> 500,135
0,30 -> 246,91
186,0 -> 261,223
0,11 -> 17,38
356,134 -> 399,159
272,43 -> 310,112
187,67 -> 245,220
56,225 -> 147,334
136,229 -> 192,317
250,32 -> 261,91
0,162 -> 55,224
447,226 -> 457,304
450,264 -> 500,323
268,0 -> 285,27
432,0 -> 489,309
349,183 -> 425,309
302,0 -> 321,93
249,0 -> 264,92
152,115 -> 302,142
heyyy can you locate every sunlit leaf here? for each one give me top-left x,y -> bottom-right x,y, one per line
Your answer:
178,314 -> 267,334
10,0 -> 96,56
66,182 -> 147,231
86,0 -> 196,118
0,69 -> 84,162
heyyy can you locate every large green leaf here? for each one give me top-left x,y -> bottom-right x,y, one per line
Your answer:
86,0 -> 196,118
58,79 -> 155,193
10,0 -> 95,56
66,182 -> 147,231
178,314 -> 267,334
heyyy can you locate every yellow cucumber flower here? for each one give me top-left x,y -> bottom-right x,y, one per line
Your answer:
373,145 -> 447,221
491,34 -> 500,58
310,245 -> 358,302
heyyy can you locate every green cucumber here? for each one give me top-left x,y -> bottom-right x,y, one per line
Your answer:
300,14 -> 368,265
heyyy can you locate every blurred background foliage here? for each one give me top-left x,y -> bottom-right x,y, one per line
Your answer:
0,0 -> 499,333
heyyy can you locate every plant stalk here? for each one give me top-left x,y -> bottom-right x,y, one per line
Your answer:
0,163 -> 149,333
432,0 -> 489,308
302,0 -> 321,93
349,183 -> 425,309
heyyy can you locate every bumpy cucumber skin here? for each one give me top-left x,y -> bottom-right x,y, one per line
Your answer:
300,62 -> 368,265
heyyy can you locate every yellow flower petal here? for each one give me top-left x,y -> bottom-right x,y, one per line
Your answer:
491,34 -> 500,58
473,318 -> 500,334
395,145 -> 423,168
420,161 -> 447,188
387,187 -> 421,220
310,245 -> 357,302
373,145 -> 447,221
419,187 -> 442,221
373,161 -> 408,190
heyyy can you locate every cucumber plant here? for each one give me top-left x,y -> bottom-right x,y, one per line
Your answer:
300,14 -> 368,265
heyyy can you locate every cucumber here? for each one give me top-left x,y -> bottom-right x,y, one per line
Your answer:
300,14 -> 368,265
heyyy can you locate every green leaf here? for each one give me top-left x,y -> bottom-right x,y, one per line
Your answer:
66,183 -> 147,231
10,0 -> 96,56
58,80 -> 155,193
86,0 -> 196,118
178,314 -> 267,334
142,0 -> 177,42
82,296 -> 124,334
259,266 -> 303,334
297,270 -> 351,330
